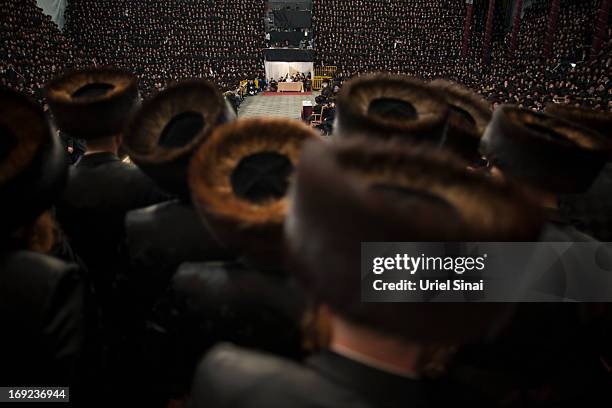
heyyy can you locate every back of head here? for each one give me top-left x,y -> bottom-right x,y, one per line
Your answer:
46,67 -> 139,140
335,73 -> 449,145
0,88 -> 68,235
481,106 -> 612,194
189,117 -> 321,270
286,138 -> 544,344
429,80 -> 492,163
124,80 -> 237,197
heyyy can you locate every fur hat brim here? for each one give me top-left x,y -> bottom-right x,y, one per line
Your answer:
0,88 -> 68,230
124,80 -> 237,196
335,73 -> 449,143
429,80 -> 492,162
286,139 -> 543,343
189,118 -> 321,268
481,106 -> 612,193
544,103 -> 611,140
46,67 -> 138,140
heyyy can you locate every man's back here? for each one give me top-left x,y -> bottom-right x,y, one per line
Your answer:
56,152 -> 168,302
119,199 -> 231,318
189,344 -> 436,408
0,250 -> 85,386
560,163 -> 612,241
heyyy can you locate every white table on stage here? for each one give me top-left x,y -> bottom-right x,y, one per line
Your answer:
277,82 -> 304,92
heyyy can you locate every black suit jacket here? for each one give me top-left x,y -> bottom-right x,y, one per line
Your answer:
145,261 -> 305,401
449,217 -> 611,407
118,199 -> 231,321
560,163 -> 612,241
0,251 -> 85,387
56,152 -> 169,305
189,344 -> 453,408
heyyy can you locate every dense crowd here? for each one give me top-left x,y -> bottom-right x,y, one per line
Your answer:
0,0 -> 89,104
2,64 -> 612,408
313,0 -> 468,78
2,1 -> 609,110
475,0 -> 611,111
314,0 -> 611,112
1,4 -> 612,406
64,0 -> 266,95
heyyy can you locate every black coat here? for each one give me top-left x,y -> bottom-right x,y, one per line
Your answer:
450,216 -> 612,407
0,251 -> 86,386
321,86 -> 332,98
560,163 -> 612,242
56,152 -> 169,306
144,261 -> 305,401
118,199 -> 231,321
189,344 -> 473,408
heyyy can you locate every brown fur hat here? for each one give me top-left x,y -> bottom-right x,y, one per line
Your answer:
335,73 -> 449,144
189,118 -> 321,269
46,67 -> 138,140
124,80 -> 236,196
544,103 -> 612,139
430,80 -> 492,162
286,138 -> 543,343
0,88 -> 68,230
481,106 -> 612,194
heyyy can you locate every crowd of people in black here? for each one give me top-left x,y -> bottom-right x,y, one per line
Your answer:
0,0 -> 90,104
2,1 -> 612,407
307,79 -> 338,133
2,1 -> 610,112
265,29 -> 314,49
64,0 -> 266,96
3,63 -> 612,408
314,0 -> 611,113
313,0 -> 496,83
475,0 -> 611,112
267,72 -> 312,92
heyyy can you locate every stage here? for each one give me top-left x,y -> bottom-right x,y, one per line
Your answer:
264,57 -> 314,85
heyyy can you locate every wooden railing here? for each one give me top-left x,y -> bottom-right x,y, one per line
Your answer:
239,80 -> 248,97
312,66 -> 337,91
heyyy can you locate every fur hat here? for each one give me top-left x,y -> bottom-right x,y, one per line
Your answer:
286,138 -> 543,343
0,88 -> 68,230
46,67 -> 138,140
544,103 -> 611,139
124,80 -> 236,196
430,80 -> 492,163
189,118 -> 321,269
335,73 -> 449,144
481,106 -> 612,194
